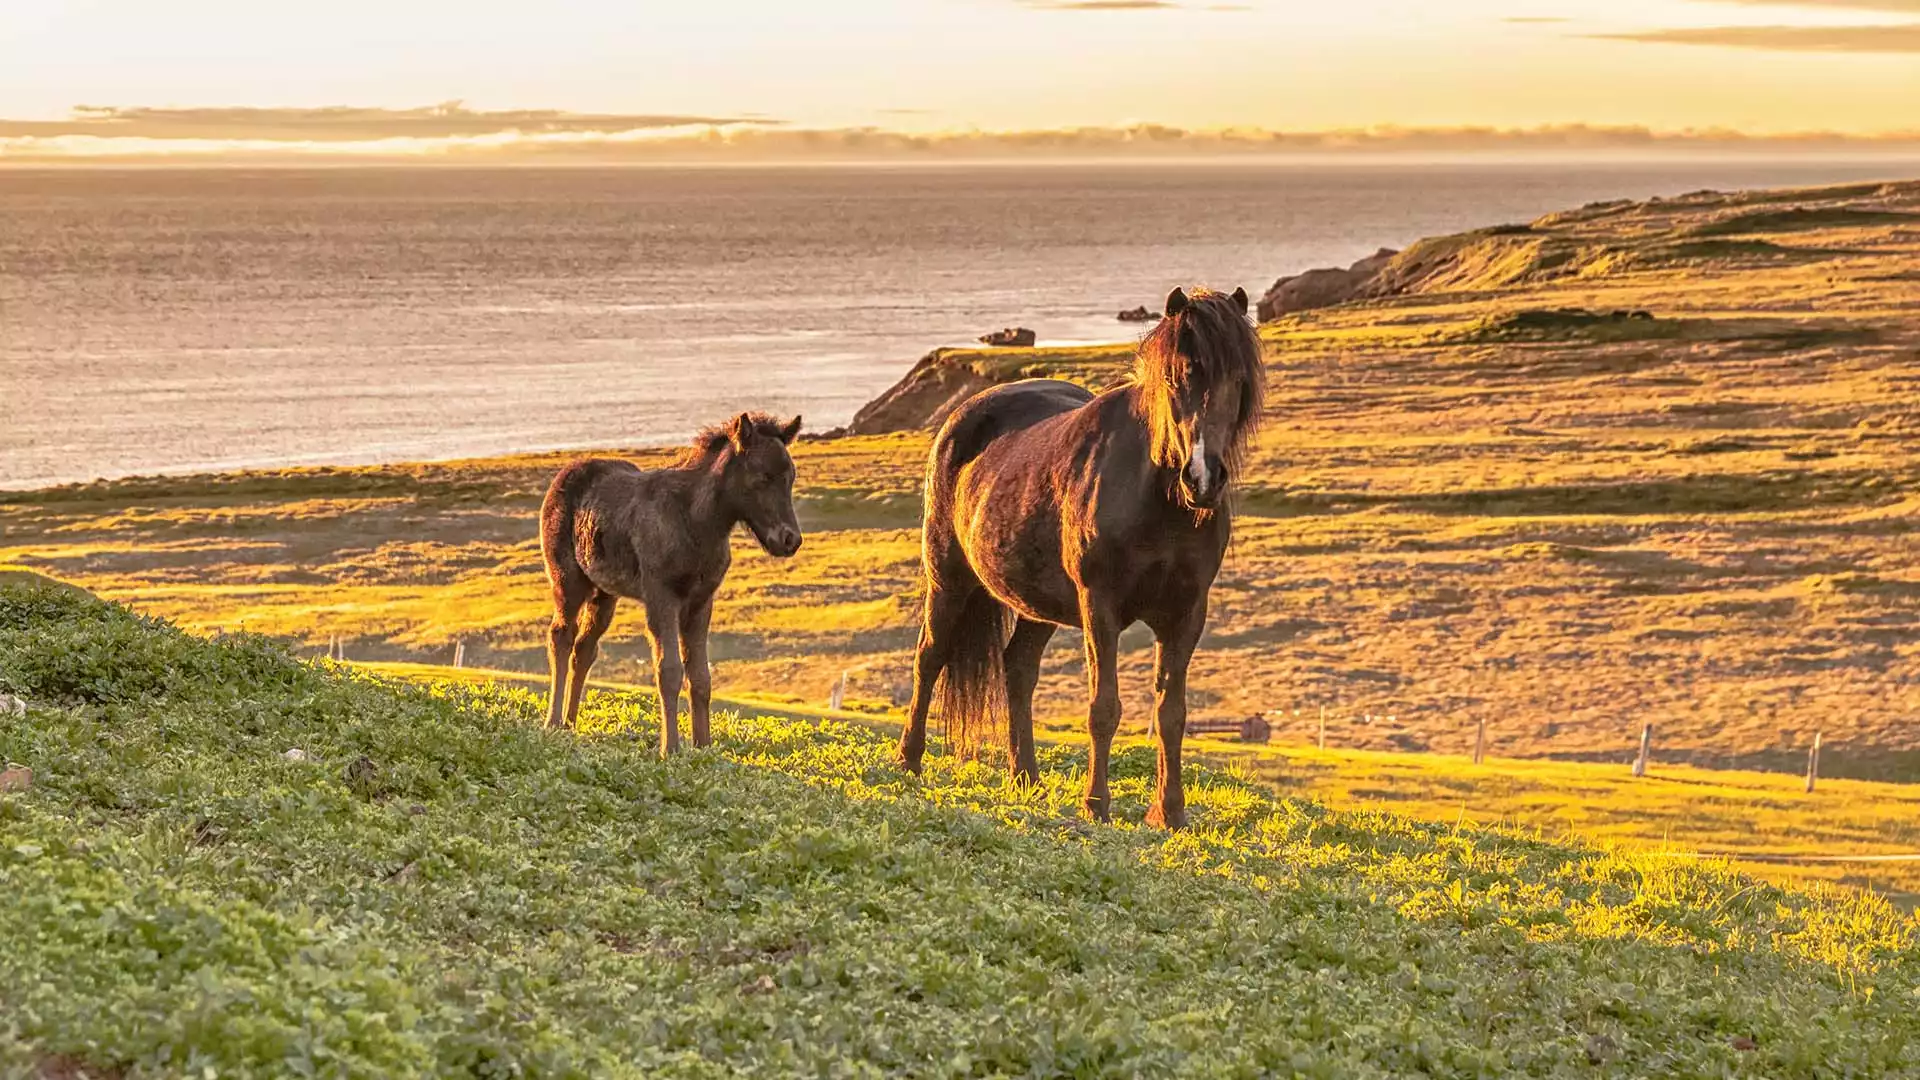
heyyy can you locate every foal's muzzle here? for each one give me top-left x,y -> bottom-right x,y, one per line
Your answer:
759,525 -> 803,558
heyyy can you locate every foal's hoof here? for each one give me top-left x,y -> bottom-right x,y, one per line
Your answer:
1145,802 -> 1188,831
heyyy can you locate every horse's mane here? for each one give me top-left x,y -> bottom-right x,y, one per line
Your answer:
1132,288 -> 1265,472
676,412 -> 792,467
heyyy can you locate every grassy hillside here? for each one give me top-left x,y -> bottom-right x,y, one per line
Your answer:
360,658 -> 1920,904
3,584 -> 1919,1078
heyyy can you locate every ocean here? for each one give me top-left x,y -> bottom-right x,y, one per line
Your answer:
2,159 -> 1912,489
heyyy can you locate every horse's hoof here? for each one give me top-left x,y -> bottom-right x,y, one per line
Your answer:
1145,803 -> 1187,831
896,752 -> 924,776
1083,799 -> 1112,823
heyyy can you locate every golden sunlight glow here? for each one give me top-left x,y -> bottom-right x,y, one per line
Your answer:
1,0 -> 1917,156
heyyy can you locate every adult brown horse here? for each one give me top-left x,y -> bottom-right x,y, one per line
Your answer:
897,286 -> 1263,830
541,412 -> 803,756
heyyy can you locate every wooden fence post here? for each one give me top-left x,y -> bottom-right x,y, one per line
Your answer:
829,672 -> 846,711
1806,731 -> 1822,793
453,640 -> 465,669
1472,715 -> 1487,765
1317,706 -> 1327,751
1632,723 -> 1653,778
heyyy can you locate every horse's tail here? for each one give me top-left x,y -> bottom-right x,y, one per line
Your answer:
939,589 -> 1010,762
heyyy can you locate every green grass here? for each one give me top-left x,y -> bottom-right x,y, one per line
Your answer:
3,585 -> 1920,1078
1687,208 -> 1918,238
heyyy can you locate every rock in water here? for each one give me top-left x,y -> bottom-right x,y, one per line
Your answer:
977,327 -> 1036,348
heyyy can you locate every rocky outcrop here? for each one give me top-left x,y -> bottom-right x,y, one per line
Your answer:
1255,247 -> 1397,322
843,341 -> 1135,436
978,327 -> 1036,347
844,349 -> 1003,436
1117,305 -> 1160,322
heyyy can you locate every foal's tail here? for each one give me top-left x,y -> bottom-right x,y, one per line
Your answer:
939,589 -> 1010,762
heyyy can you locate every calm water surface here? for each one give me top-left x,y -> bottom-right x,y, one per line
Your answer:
3,160 -> 1913,487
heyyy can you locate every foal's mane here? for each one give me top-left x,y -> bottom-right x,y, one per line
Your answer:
1132,288 -> 1265,472
676,413 -> 793,467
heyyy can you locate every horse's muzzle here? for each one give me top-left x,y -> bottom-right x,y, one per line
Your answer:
1184,455 -> 1229,508
760,526 -> 803,558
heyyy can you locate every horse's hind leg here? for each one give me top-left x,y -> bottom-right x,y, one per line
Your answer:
898,582 -> 974,774
544,576 -> 590,731
1003,618 -> 1054,786
564,590 -> 619,729
1144,600 -> 1206,831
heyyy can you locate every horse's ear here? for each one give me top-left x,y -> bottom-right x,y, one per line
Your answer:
778,414 -> 803,445
1230,286 -> 1249,315
727,412 -> 754,454
1165,287 -> 1190,317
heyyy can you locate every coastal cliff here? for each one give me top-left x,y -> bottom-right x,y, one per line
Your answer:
846,178 -> 1920,435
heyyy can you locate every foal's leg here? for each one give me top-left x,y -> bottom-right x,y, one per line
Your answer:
544,579 -> 588,731
646,600 -> 685,758
1003,618 -> 1055,787
898,583 -> 973,774
1144,601 -> 1206,831
564,590 -> 618,729
680,595 -> 715,749
1078,595 -> 1124,822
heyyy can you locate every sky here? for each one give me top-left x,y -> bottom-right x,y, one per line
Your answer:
1,0 -> 1917,156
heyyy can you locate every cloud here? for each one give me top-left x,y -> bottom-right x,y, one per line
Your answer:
1699,0 -> 1920,11
1591,23 -> 1920,51
1013,1 -> 1249,10
1503,16 -> 1572,22
7,115 -> 1920,162
1017,1 -> 1181,9
0,103 -> 779,142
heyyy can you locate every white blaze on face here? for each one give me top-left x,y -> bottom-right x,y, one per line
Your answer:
1188,429 -> 1209,497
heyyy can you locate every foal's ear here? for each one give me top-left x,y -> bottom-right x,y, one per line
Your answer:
1165,287 -> 1190,317
727,412 -> 754,454
1230,286 -> 1249,315
778,414 -> 803,445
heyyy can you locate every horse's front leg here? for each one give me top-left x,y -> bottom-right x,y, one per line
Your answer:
1079,595 -> 1123,822
1145,600 -> 1206,831
645,600 -> 685,758
679,594 -> 715,749
898,584 -> 968,774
